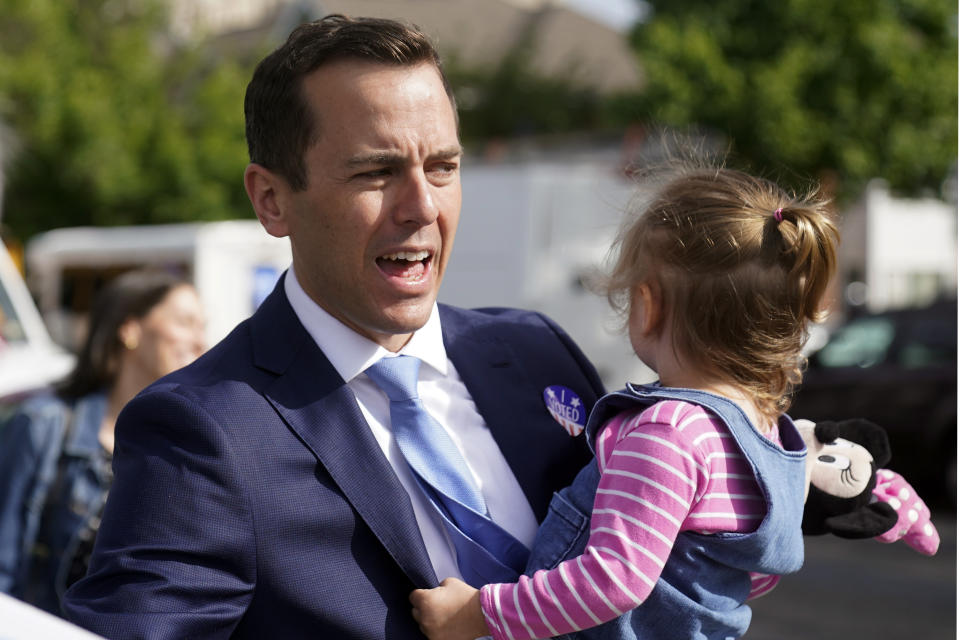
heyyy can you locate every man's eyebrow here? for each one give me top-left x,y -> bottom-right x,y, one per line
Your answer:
346,152 -> 405,168
432,146 -> 464,161
345,146 -> 463,167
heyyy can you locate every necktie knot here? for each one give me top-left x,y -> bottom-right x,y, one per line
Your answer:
365,355 -> 420,402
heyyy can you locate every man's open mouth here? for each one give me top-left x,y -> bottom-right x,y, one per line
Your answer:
376,250 -> 431,282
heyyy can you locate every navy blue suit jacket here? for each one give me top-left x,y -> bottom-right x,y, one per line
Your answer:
63,281 -> 604,639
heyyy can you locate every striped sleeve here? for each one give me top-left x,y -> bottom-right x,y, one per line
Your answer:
747,572 -> 781,599
480,401 -> 707,640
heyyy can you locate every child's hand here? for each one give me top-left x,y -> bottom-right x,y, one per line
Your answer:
410,577 -> 491,640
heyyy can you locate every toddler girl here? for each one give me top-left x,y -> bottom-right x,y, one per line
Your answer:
410,165 -> 840,640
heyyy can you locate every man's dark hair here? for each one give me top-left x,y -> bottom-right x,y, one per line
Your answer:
244,14 -> 457,190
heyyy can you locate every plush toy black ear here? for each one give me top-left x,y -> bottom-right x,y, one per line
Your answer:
822,501 -> 899,538
813,420 -> 840,444
833,418 -> 892,467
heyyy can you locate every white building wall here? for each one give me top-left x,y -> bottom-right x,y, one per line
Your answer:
169,0 -> 283,39
442,160 -> 654,388
862,181 -> 957,311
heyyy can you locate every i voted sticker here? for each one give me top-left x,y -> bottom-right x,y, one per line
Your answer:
543,385 -> 586,437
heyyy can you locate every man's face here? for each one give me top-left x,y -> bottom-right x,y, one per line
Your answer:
279,60 -> 461,351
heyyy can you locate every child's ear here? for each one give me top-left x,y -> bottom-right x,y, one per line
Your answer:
636,283 -> 663,336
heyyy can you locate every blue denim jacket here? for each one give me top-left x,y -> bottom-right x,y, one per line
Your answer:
524,383 -> 807,640
0,392 -> 111,614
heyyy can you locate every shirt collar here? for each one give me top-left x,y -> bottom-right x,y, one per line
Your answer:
284,267 -> 449,382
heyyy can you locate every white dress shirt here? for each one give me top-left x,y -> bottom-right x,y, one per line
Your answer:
284,268 -> 540,582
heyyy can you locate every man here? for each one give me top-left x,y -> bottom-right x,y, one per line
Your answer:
63,15 -> 602,639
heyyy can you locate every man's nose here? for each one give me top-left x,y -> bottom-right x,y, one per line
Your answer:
393,171 -> 439,226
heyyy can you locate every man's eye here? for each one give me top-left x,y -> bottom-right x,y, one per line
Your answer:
430,163 -> 458,175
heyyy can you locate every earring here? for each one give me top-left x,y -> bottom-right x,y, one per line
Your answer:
123,336 -> 139,350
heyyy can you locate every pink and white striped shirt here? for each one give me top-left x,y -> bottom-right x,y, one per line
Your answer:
479,399 -> 781,640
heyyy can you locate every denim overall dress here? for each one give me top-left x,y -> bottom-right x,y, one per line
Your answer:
524,383 -> 807,640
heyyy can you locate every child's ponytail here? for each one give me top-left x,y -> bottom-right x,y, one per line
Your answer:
769,198 -> 840,326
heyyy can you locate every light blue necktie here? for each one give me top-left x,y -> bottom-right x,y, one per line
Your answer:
365,355 -> 529,587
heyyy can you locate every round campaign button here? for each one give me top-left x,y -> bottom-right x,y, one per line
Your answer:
542,385 -> 586,437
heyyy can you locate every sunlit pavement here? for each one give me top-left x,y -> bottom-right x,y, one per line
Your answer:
748,514 -> 956,639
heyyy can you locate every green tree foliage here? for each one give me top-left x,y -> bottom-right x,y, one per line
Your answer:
0,0 -> 255,241
628,0 -> 957,199
447,50 -> 620,145
444,15 -> 632,147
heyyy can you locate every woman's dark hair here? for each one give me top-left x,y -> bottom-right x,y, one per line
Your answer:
59,269 -> 191,400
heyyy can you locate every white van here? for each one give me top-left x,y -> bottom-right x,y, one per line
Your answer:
0,243 -> 74,402
25,220 -> 292,352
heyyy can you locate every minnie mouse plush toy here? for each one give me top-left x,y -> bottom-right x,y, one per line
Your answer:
797,419 -> 939,556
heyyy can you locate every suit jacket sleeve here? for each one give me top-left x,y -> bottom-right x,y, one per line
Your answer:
63,386 -> 256,639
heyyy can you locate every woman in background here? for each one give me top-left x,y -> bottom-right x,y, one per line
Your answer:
0,269 -> 205,614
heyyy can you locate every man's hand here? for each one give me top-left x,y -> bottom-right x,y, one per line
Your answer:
410,577 -> 492,640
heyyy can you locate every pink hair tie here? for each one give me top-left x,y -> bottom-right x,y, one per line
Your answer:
773,207 -> 784,222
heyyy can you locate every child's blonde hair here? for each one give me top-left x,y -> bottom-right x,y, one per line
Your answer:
605,165 -> 839,422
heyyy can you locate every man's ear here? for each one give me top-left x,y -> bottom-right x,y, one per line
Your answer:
244,163 -> 291,238
635,283 -> 663,336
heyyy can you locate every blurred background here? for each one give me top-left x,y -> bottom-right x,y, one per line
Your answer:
0,1 -> 955,637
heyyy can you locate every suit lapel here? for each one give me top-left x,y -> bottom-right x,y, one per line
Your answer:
251,282 -> 437,587
440,306 -> 566,520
